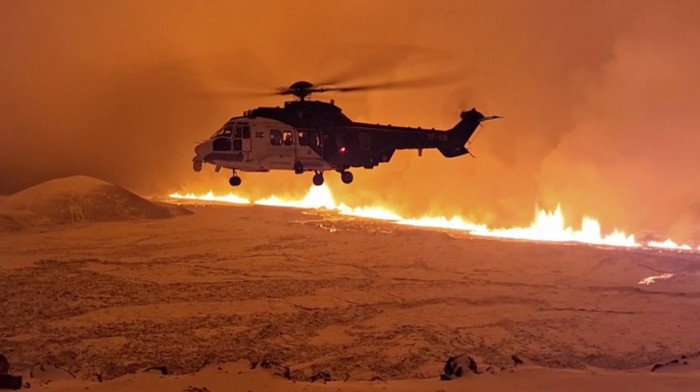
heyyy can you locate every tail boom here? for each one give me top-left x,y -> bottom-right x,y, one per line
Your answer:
438,108 -> 499,158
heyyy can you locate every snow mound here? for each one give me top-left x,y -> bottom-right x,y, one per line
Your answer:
2,175 -> 189,228
0,214 -> 23,232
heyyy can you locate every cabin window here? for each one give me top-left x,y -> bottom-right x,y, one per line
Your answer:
233,139 -> 242,151
298,130 -> 320,147
359,133 -> 371,150
241,125 -> 250,139
270,129 -> 283,146
282,130 -> 294,145
213,137 -> 231,151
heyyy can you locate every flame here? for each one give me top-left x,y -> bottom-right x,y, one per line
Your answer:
468,206 -> 639,247
255,185 -> 337,209
169,191 -> 250,204
648,239 -> 693,251
169,185 -> 697,252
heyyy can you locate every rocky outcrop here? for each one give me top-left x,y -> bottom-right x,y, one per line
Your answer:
441,354 -> 478,380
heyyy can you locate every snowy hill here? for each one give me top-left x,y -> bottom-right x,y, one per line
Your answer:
0,176 -> 189,229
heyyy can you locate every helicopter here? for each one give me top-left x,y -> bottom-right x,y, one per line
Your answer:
192,79 -> 500,186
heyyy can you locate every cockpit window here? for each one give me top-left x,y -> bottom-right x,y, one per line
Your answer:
222,125 -> 233,137
233,123 -> 250,139
213,138 -> 232,151
211,124 -> 233,138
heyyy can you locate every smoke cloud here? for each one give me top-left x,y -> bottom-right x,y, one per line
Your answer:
1,0 -> 698,240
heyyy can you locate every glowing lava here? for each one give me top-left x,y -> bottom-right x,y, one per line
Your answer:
255,185 -> 337,210
468,206 -> 639,247
169,191 -> 250,205
169,185 -> 696,252
648,239 -> 693,251
638,273 -> 675,285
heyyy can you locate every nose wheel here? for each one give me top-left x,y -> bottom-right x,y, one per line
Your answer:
193,160 -> 202,172
229,170 -> 241,187
340,171 -> 353,184
312,171 -> 324,186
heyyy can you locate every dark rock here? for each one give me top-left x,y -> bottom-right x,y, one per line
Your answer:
145,366 -> 169,375
249,360 -> 258,370
668,359 -> 679,365
0,355 -> 8,375
273,366 -> 291,380
371,376 -> 384,382
309,371 -> 331,383
22,382 -> 30,389
683,361 -> 689,365
441,355 -> 478,380
290,370 -> 306,381
511,354 -> 524,366
681,355 -> 687,359
651,363 -> 664,372
183,387 -> 209,392
256,358 -> 290,379
0,374 -> 22,390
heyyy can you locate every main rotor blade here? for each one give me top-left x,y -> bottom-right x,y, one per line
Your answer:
319,73 -> 459,93
315,44 -> 452,86
198,89 -> 280,99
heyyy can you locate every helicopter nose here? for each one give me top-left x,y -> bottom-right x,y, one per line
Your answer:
194,140 -> 210,157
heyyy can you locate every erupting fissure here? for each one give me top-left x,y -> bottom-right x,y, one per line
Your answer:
169,185 -> 698,252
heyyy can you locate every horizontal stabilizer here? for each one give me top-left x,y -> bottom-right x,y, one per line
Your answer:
438,145 -> 469,158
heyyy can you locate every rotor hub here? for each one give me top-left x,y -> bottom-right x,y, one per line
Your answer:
283,81 -> 316,100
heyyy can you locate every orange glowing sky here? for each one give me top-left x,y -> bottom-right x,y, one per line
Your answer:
1,0 -> 699,241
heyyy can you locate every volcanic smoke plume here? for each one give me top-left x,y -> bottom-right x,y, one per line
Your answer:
0,0 -> 698,240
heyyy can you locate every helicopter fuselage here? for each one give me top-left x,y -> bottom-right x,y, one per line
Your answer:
192,100 -> 493,186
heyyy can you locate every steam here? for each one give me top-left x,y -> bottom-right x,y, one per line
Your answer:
0,1 -> 698,241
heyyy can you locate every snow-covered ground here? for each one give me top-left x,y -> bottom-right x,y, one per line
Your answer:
1,178 -> 700,391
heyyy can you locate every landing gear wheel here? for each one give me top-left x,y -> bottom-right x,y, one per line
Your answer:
340,171 -> 354,184
193,161 -> 202,172
294,161 -> 304,175
229,176 -> 241,187
312,173 -> 324,186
